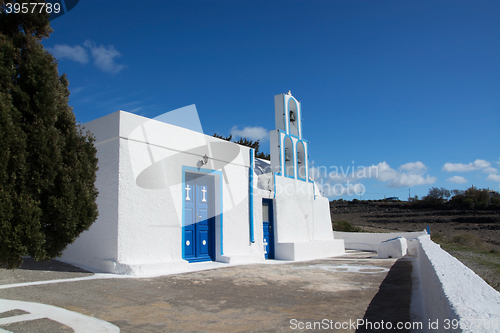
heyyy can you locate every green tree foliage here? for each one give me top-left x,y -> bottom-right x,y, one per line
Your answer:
212,133 -> 232,141
423,187 -> 451,204
450,186 -> 491,209
0,2 -> 98,268
213,133 -> 270,160
408,195 -> 419,203
426,187 -> 451,200
413,186 -> 497,210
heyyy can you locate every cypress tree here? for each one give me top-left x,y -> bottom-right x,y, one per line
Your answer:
0,0 -> 98,268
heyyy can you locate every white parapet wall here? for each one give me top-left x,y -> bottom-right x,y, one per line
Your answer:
275,239 -> 345,261
336,231 -> 500,332
415,235 -> 500,333
333,231 -> 427,252
377,237 -> 407,259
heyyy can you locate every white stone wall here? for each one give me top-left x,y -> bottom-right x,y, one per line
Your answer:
415,235 -> 500,333
274,177 -> 315,242
61,112 -> 121,273
312,196 -> 336,241
334,231 -> 428,252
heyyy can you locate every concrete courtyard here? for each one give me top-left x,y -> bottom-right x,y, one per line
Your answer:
0,251 -> 415,333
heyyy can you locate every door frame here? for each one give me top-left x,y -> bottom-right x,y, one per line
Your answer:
262,198 -> 275,259
182,166 -> 223,262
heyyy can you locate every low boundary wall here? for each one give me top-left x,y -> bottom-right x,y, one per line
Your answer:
416,234 -> 500,333
335,231 -> 500,332
333,231 -> 427,251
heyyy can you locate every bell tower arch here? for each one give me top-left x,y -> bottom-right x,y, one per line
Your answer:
270,91 -> 309,180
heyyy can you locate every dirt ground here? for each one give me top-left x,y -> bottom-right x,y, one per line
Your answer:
330,200 -> 500,291
330,201 -> 500,250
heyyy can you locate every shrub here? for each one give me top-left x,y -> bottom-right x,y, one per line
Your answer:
332,220 -> 361,232
452,232 -> 484,249
431,232 -> 445,243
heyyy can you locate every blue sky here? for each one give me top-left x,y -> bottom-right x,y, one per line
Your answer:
44,0 -> 499,200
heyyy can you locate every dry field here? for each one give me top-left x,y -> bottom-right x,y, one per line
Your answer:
330,200 -> 500,291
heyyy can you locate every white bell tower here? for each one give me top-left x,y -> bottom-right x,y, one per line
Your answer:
270,91 -> 309,181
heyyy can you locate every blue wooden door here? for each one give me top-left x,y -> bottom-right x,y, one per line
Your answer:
183,173 -> 215,262
262,199 -> 275,259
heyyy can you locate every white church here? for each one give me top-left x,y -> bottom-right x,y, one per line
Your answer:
61,92 -> 345,275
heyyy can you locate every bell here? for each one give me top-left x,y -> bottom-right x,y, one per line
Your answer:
285,148 -> 290,162
297,152 -> 302,164
289,110 -> 296,122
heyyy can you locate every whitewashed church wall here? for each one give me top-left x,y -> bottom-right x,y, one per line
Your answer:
219,166 -> 252,256
116,138 -> 184,267
82,110 -> 121,143
63,111 -> 260,273
117,112 -> 256,265
61,119 -> 120,273
274,177 -> 315,243
274,94 -> 285,132
269,130 -> 280,174
312,196 -> 335,241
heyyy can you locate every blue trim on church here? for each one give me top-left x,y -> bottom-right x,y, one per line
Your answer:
296,140 -> 307,181
182,165 -> 224,258
284,134 -> 295,179
249,149 -> 255,243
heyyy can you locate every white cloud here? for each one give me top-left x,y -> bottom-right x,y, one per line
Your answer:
388,173 -> 436,188
310,161 -> 436,189
364,161 -> 436,188
474,159 -> 491,168
129,107 -> 143,113
486,174 -> 500,182
48,44 -> 88,64
447,176 -> 468,184
48,41 -> 126,74
442,159 -> 491,172
373,161 -> 400,182
84,40 -> 126,74
399,161 -> 427,173
483,167 -> 498,175
230,126 -> 268,142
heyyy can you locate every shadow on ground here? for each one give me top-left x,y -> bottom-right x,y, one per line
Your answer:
7,257 -> 91,273
356,258 -> 413,333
